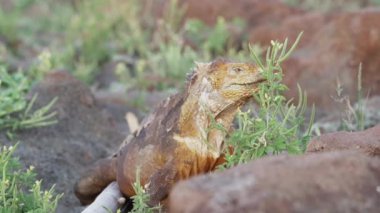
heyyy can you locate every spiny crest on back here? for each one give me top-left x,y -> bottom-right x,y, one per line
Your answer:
185,61 -> 212,89
208,58 -> 229,74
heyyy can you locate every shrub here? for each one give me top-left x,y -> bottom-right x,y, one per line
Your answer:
130,168 -> 161,213
221,33 -> 315,169
0,143 -> 62,212
0,67 -> 57,134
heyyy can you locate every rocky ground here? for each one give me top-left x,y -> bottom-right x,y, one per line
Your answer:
1,0 -> 380,212
0,72 -> 129,212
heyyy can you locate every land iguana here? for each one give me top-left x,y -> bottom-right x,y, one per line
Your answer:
74,59 -> 265,207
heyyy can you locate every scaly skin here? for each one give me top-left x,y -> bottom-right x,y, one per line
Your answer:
74,59 -> 265,206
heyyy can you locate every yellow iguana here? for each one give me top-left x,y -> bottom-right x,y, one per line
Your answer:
74,59 -> 265,207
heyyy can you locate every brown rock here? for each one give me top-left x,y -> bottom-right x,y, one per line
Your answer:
180,0 -> 301,27
307,124 -> 380,156
249,12 -> 330,49
250,9 -> 380,109
169,151 -> 380,213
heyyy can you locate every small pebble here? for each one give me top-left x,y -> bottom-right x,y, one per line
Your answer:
118,197 -> 126,205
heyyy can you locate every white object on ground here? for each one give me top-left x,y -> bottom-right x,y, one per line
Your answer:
82,181 -> 125,213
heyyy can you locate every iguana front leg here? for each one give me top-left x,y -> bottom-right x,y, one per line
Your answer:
74,156 -> 117,205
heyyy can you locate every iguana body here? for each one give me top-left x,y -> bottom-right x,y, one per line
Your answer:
75,59 -> 264,206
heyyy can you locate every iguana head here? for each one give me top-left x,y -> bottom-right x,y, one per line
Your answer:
177,59 -> 265,160
186,59 -> 265,117
176,59 -> 265,163
207,59 -> 264,99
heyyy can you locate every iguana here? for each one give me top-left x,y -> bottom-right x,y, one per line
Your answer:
74,59 -> 265,207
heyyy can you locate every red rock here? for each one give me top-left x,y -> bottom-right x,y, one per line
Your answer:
250,9 -> 380,109
180,0 -> 301,27
249,12 -> 330,49
307,124 -> 380,156
169,151 -> 380,213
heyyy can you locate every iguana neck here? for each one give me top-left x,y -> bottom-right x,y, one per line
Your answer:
176,85 -> 242,155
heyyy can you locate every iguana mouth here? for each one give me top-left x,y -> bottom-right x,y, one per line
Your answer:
255,77 -> 266,84
231,77 -> 266,86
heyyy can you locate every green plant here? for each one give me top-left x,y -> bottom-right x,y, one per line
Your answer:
221,33 -> 315,169
147,43 -> 199,82
114,0 -> 156,57
184,17 -> 248,58
130,168 -> 161,213
136,15 -> 252,89
2,0 -> 258,92
0,0 -> 59,54
0,67 -> 57,133
371,0 -> 380,5
0,0 -> 37,46
331,64 -> 366,132
0,143 -> 62,212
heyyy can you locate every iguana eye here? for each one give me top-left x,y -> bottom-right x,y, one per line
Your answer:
233,67 -> 244,73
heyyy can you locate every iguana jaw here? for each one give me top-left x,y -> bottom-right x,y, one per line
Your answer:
229,76 -> 266,86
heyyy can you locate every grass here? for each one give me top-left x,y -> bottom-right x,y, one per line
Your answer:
333,72 -> 363,131
1,0 -> 254,90
130,168 -> 161,213
0,67 -> 57,136
314,64 -> 368,133
0,143 -> 62,212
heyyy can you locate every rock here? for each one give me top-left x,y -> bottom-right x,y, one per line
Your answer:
181,0 -> 301,27
307,124 -> 380,156
169,151 -> 380,213
250,9 -> 380,110
4,71 -> 126,213
249,12 -> 329,49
